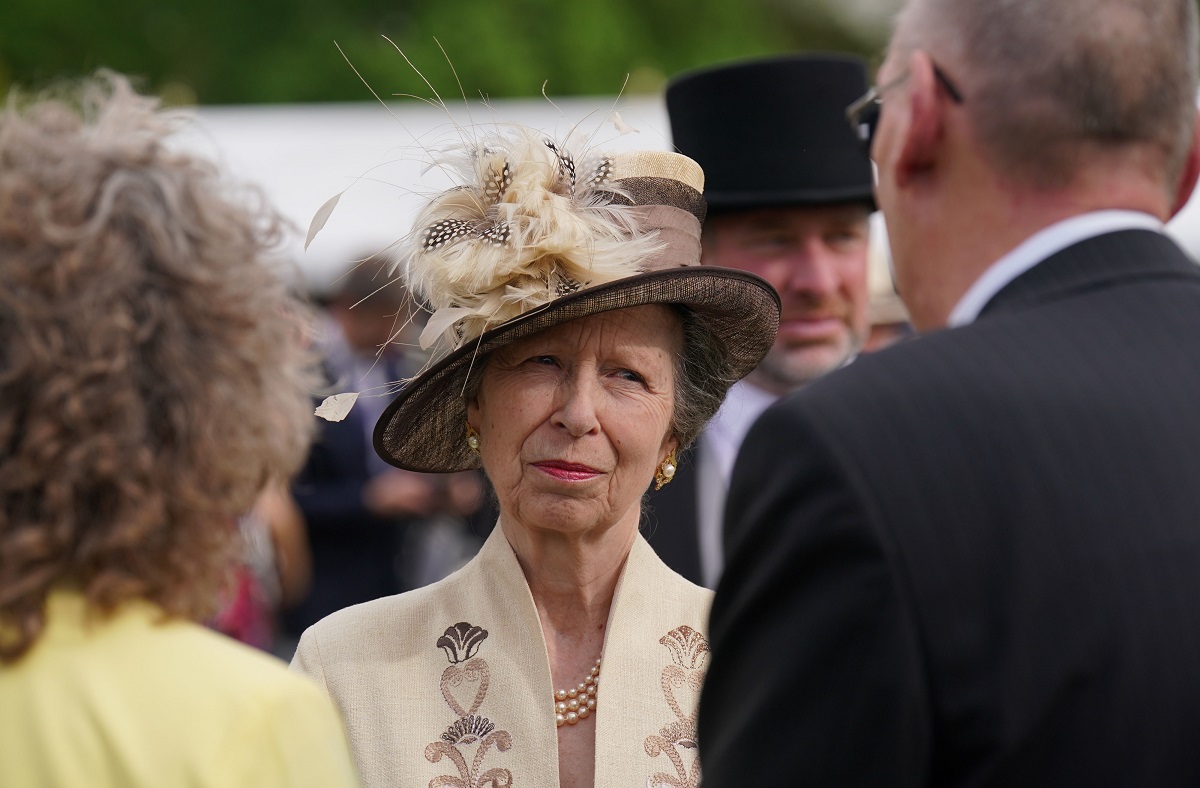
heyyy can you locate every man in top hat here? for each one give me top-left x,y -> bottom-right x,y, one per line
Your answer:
646,54 -> 876,587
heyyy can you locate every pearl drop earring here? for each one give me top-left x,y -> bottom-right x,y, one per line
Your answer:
654,448 -> 678,490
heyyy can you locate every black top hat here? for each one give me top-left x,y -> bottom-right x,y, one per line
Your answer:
666,54 -> 875,212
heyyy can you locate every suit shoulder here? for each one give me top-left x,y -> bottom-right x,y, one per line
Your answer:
789,327 -> 1022,420
739,329 -> 1025,486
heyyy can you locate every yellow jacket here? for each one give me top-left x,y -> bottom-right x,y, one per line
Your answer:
0,591 -> 359,787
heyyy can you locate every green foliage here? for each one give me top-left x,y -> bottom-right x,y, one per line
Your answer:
0,0 -> 881,104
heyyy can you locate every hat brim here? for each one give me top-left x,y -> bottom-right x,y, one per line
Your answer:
373,267 -> 780,472
705,184 -> 877,213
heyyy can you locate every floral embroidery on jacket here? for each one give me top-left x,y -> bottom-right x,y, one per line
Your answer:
644,625 -> 709,788
425,622 -> 513,788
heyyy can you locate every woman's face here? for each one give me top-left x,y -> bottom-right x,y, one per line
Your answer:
468,305 -> 681,540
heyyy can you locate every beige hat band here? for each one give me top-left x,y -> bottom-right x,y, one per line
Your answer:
611,150 -> 705,190
626,204 -> 702,272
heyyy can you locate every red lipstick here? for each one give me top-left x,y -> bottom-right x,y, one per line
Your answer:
533,461 -> 602,481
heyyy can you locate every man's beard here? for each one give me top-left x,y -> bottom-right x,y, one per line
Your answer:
750,331 -> 861,393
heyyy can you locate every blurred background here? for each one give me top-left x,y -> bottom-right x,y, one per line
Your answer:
6,0 -> 1200,656
0,0 -> 897,292
0,0 -> 896,105
5,0 -> 1199,290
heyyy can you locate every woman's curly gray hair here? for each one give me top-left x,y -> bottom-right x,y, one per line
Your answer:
0,72 -> 317,662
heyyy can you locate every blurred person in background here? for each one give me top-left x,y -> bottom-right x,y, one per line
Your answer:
863,219 -> 912,352
700,0 -> 1200,783
648,54 -> 875,587
281,259 -> 484,646
212,483 -> 313,654
0,73 -> 358,787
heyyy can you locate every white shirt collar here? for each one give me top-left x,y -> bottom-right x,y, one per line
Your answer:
947,210 -> 1164,327
704,379 -> 779,482
694,379 -> 779,587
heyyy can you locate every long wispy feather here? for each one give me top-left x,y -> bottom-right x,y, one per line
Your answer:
308,40 -> 669,422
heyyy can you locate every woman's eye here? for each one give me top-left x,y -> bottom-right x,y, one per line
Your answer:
615,369 -> 646,384
529,355 -> 557,366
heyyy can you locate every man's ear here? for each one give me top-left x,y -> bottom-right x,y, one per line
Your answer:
892,50 -> 948,189
1169,109 -> 1200,218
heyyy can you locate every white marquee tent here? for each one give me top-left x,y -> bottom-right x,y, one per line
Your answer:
178,96 -> 1200,297
177,97 -> 674,295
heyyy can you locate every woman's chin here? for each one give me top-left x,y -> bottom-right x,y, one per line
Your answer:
518,501 -> 606,535
507,493 -> 634,540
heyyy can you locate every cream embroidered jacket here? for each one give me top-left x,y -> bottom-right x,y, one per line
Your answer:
291,526 -> 713,788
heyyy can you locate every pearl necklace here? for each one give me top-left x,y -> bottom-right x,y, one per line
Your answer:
553,657 -> 601,727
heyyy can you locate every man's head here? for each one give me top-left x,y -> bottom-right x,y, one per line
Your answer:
870,0 -> 1200,328
667,55 -> 875,394
700,204 -> 870,392
328,256 -> 417,355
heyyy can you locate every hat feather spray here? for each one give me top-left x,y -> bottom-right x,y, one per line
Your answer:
402,126 -> 664,353
309,123 -> 667,422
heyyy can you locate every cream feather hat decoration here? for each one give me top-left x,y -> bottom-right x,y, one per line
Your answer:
366,124 -> 779,472
403,126 -> 702,354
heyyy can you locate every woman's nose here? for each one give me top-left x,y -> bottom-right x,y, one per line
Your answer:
552,374 -> 602,437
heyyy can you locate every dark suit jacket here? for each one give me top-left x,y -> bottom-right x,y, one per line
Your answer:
643,447 -> 705,585
700,230 -> 1200,786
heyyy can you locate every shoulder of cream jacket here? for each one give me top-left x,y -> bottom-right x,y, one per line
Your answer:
292,526 -> 713,788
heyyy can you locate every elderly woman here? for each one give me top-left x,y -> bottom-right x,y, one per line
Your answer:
0,75 -> 358,787
292,129 -> 779,787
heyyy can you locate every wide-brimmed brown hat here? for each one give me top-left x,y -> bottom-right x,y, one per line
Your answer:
372,127 -> 780,472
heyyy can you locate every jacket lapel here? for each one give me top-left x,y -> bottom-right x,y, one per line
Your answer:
423,528 -> 712,788
980,229 -> 1200,320
595,537 -> 712,788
